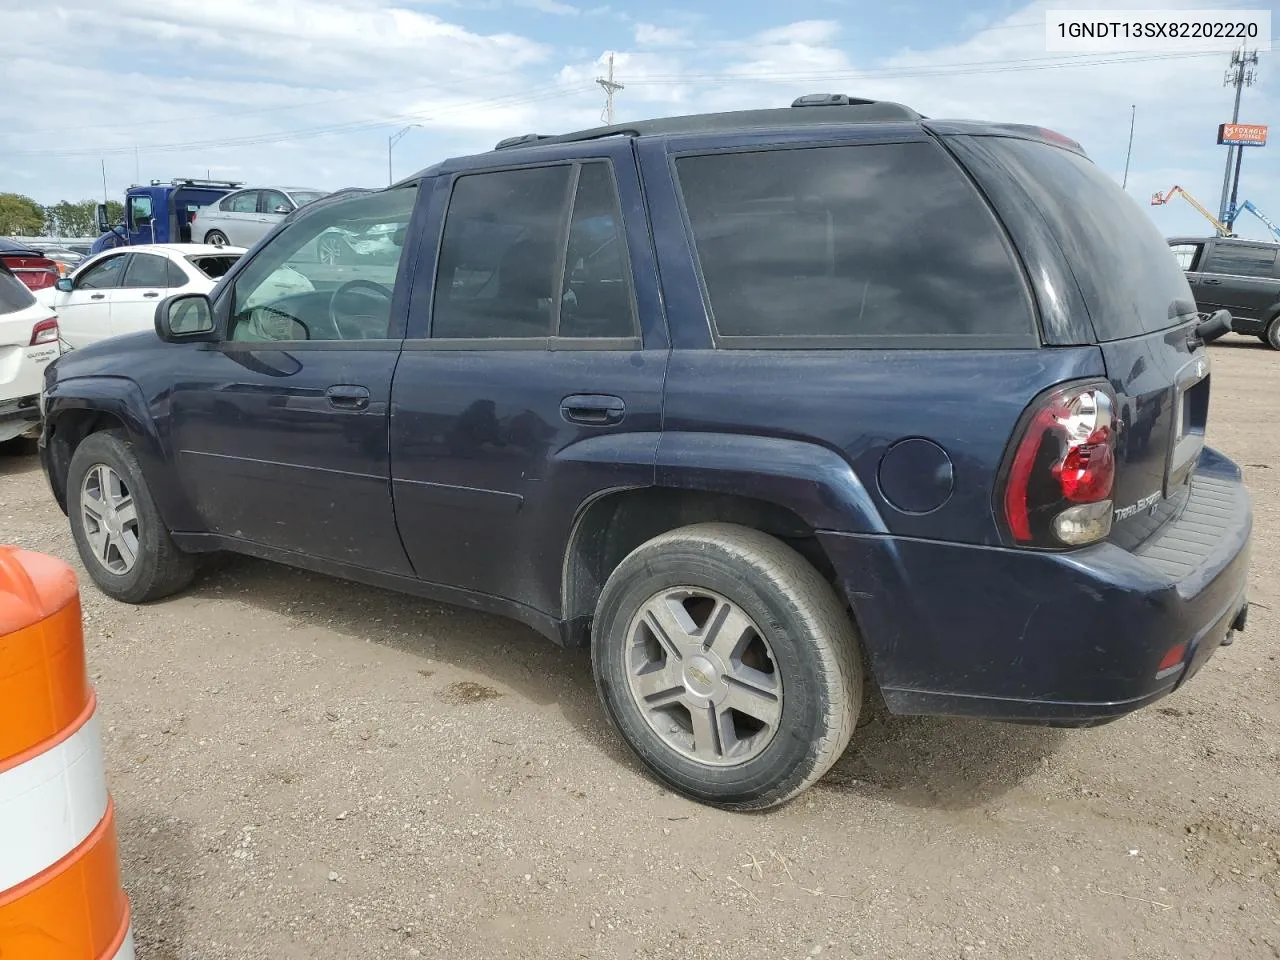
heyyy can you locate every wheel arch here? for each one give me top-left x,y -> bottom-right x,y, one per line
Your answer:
42,379 -> 187,527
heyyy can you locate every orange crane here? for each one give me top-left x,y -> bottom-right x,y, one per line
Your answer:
1151,186 -> 1230,236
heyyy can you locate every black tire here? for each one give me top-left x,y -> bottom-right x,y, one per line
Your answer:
67,430 -> 196,603
204,230 -> 229,247
592,522 -> 862,810
1265,316 -> 1280,350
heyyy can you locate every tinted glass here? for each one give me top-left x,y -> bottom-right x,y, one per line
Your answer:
0,264 -> 36,315
432,165 -> 572,339
978,137 -> 1195,341
77,255 -> 128,290
1169,243 -> 1202,271
165,259 -> 189,287
1203,242 -> 1279,278
228,192 -> 259,214
228,187 -> 415,342
261,190 -> 290,213
676,143 -> 1031,341
122,253 -> 169,288
560,163 -> 635,338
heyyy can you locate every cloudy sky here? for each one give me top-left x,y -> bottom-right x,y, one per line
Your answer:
1,0 -> 1276,239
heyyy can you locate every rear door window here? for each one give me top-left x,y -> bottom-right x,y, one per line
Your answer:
1202,242 -> 1279,278
122,253 -> 170,288
674,142 -> 1034,344
969,137 -> 1195,341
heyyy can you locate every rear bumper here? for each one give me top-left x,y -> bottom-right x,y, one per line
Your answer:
821,447 -> 1251,724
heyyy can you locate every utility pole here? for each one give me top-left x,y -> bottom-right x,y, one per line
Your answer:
1217,47 -> 1258,224
100,160 -> 108,206
1121,104 -> 1136,190
596,52 -> 624,126
388,124 -> 422,186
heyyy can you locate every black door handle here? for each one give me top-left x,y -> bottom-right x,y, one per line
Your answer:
1202,278 -> 1223,285
143,291 -> 159,298
561,394 -> 625,426
326,384 -> 371,410
90,293 -> 105,300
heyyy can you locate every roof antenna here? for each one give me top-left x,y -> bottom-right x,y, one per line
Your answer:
596,52 -> 624,125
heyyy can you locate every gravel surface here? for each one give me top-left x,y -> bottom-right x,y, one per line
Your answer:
2,335 -> 1278,959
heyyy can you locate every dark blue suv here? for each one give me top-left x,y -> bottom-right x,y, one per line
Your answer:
39,95 -> 1252,809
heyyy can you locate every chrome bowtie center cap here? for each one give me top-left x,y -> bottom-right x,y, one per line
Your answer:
683,655 -> 719,695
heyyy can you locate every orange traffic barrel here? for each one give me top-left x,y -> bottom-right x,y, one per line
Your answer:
0,547 -> 135,960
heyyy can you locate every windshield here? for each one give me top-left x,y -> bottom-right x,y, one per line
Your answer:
288,191 -> 328,207
979,137 -> 1195,341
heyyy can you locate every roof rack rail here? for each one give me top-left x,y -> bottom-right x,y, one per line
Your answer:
490,97 -> 920,152
790,93 -> 878,108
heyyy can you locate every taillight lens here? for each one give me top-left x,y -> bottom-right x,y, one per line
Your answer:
30,316 -> 59,346
1002,382 -> 1116,547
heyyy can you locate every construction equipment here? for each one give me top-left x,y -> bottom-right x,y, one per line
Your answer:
1151,186 -> 1230,236
1228,200 -> 1280,242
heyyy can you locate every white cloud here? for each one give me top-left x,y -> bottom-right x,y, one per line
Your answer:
1,0 -> 1275,244
635,24 -> 691,48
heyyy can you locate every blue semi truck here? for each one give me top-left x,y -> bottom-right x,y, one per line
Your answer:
92,178 -> 243,254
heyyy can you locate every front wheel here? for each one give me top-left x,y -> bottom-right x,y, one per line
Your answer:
67,430 -> 196,603
592,523 -> 862,810
1265,316 -> 1280,350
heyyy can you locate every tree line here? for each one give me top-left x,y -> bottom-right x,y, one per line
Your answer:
0,192 -> 123,238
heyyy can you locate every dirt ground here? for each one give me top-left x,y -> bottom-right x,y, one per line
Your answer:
2,335 -> 1278,960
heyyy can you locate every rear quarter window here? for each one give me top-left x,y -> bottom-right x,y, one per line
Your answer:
1203,242 -> 1279,278
970,137 -> 1195,341
675,141 -> 1035,345
0,264 -> 36,314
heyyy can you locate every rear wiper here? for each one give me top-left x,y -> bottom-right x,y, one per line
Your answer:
1187,309 -> 1232,350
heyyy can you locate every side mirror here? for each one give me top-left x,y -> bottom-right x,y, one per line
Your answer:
273,204 -> 291,215
55,277 -> 74,293
95,204 -> 110,234
1189,309 -> 1233,348
155,293 -> 218,343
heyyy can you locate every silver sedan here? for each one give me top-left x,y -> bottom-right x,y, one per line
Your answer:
191,186 -> 327,248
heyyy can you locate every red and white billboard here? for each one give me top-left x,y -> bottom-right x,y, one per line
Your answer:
1218,123 -> 1268,147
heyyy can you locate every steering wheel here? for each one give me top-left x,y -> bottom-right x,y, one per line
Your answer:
329,279 -> 393,340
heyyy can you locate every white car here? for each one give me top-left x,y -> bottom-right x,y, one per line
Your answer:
192,186 -> 328,249
0,262 -> 59,444
41,243 -> 322,349
40,244 -> 246,349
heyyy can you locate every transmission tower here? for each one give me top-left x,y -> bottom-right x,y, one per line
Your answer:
1217,47 -> 1259,224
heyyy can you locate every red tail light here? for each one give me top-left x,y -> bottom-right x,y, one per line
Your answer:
30,316 -> 58,346
1001,381 -> 1116,547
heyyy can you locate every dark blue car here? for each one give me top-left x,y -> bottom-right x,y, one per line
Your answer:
39,95 -> 1251,809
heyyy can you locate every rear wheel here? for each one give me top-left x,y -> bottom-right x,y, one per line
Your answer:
67,430 -> 196,603
592,523 -> 861,810
1266,316 -> 1280,350
204,230 -> 229,247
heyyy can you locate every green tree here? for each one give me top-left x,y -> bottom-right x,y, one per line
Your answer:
44,200 -> 98,238
0,193 -> 46,235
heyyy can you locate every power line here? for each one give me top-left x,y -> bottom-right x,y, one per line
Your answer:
15,85 -> 585,160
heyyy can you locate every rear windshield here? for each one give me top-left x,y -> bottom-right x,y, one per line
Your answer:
189,254 -> 240,279
0,264 -> 36,315
675,142 -> 1035,345
981,137 -> 1195,341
